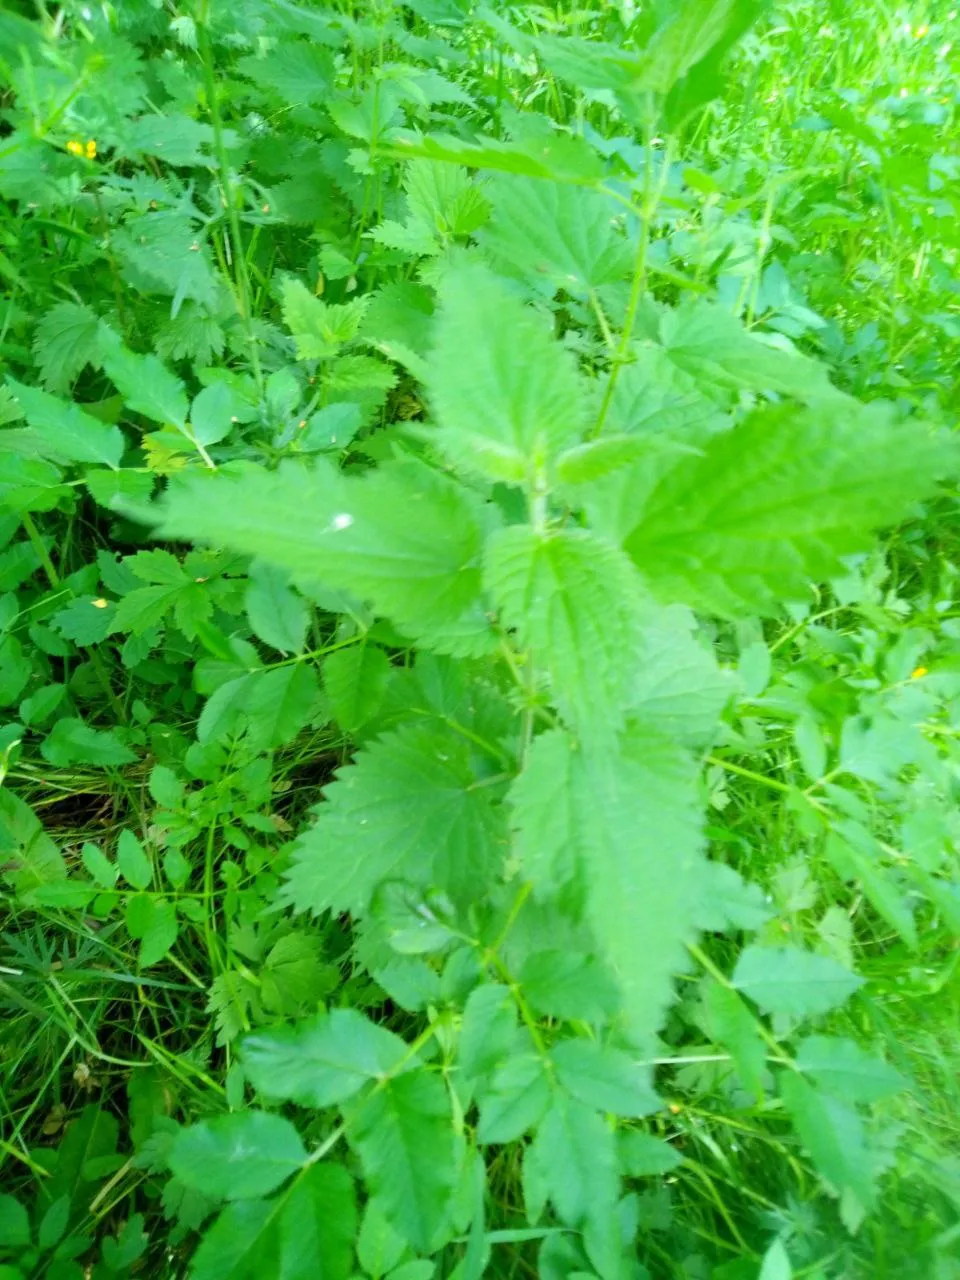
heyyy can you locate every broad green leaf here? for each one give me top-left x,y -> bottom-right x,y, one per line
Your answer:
825,826 -> 918,950
701,977 -> 768,1090
6,379 -> 123,468
117,829 -> 152,890
484,526 -> 644,739
157,457 -> 493,656
658,301 -> 840,402
618,1131 -> 684,1177
189,382 -> 238,447
459,984 -> 518,1081
81,841 -> 117,889
426,262 -> 585,483
281,277 -> 367,360
241,1009 -> 410,1108
759,1238 -> 793,1280
732,945 -> 863,1017
511,724 -> 705,1047
638,0 -> 767,96
125,894 -> 178,967
795,1036 -> 906,1103
476,1053 -> 551,1144
530,1091 -> 619,1226
628,603 -> 732,746
189,1167 -> 355,1280
693,862 -> 773,932
624,403 -> 957,616
280,724 -> 506,916
550,1040 -> 660,1117
389,130 -> 606,186
346,1070 -> 458,1253
323,645 -> 392,734
40,717 -> 136,767
518,950 -> 620,1024
32,300 -> 101,393
243,664 -> 320,752
170,1111 -> 306,1200
0,1194 -> 30,1248
245,562 -> 309,654
99,328 -> 189,427
779,1073 -> 876,1209
480,177 -> 631,295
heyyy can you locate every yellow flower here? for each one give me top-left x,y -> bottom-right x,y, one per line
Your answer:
915,24 -> 929,38
911,666 -> 929,679
66,139 -> 83,156
92,598 -> 109,609
85,139 -> 97,159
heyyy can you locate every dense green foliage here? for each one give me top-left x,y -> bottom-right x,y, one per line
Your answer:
1,2 -> 959,1277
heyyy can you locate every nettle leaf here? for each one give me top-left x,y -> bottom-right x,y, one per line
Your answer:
280,723 -> 506,917
170,1112 -> 306,1200
484,526 -> 644,739
345,1070 -> 458,1253
511,724 -> 705,1047
657,301 -> 841,403
426,261 -> 585,483
40,717 -> 136,767
628,603 -> 732,747
794,1035 -> 906,1103
157,457 -> 493,656
32,300 -> 101,393
480,176 -> 631,295
281,277 -> 367,360
6,379 -> 123,469
624,403 -> 957,616
99,328 -> 189,427
732,945 -> 863,1017
241,1009 -> 410,1108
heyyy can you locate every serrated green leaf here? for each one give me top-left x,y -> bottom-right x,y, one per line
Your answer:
623,403 -> 956,616
243,663 -> 320,751
7,379 -> 123,468
701,979 -> 767,1096
241,1009 -> 410,1108
530,1091 -> 619,1227
518,950 -> 620,1024
476,1053 -> 551,1145
795,1036 -> 906,1103
117,829 -> 152,890
484,526 -> 644,739
32,300 -> 101,393
551,1040 -> 660,1117
628,603 -> 732,746
281,723 -> 505,917
779,1072 -> 876,1209
618,1131 -> 684,1177
156,457 -> 493,656
426,262 -> 585,482
99,328 -> 189,427
188,1165 -> 355,1280
694,862 -> 773,932
323,644 -> 392,734
245,562 -> 309,654
732,945 -> 863,1017
40,717 -> 136,767
281,277 -> 367,360
346,1070 -> 458,1253
170,1111 -> 306,1200
459,984 -> 518,1081
125,894 -> 178,967
0,1193 -> 30,1248
480,176 -> 631,295
511,725 -> 704,1047
81,841 -> 117,889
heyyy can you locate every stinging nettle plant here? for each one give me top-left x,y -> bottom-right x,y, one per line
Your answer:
151,195 -> 956,1280
2,0 -> 958,1275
